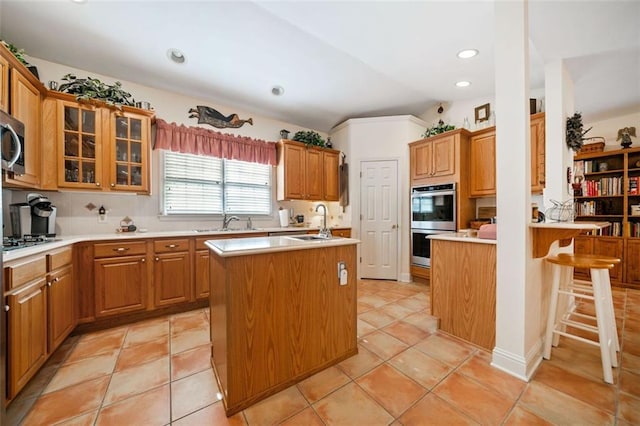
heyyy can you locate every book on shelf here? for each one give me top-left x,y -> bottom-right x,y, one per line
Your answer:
630,176 -> 639,195
580,176 -> 623,196
597,222 -> 622,237
632,221 -> 640,238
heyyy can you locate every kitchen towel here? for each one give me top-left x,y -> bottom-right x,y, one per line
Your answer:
339,161 -> 349,212
278,210 -> 289,227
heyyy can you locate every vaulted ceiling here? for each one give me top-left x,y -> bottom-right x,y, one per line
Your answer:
1,1 -> 638,132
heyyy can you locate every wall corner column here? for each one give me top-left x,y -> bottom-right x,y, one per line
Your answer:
492,0 -> 540,381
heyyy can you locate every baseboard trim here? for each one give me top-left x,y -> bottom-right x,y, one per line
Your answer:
491,338 -> 543,381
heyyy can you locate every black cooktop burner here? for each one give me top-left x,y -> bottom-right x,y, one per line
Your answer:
2,234 -> 58,252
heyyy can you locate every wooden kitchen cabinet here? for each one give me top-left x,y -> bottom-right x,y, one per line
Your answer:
469,127 -> 496,197
0,53 -> 8,112
323,150 -> 340,201
468,113 -> 546,197
573,235 -> 624,283
626,239 -> 640,286
530,113 -> 546,193
4,254 -> 48,400
410,133 -> 455,182
46,247 -> 76,352
276,140 -> 340,201
94,241 -> 148,317
41,91 -> 153,193
195,248 -> 210,300
4,68 -> 42,188
153,239 -> 192,307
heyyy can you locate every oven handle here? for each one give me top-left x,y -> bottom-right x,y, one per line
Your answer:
1,123 -> 22,169
411,189 -> 456,198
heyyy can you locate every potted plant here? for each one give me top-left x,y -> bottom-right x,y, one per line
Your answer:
292,130 -> 325,147
422,121 -> 455,138
566,112 -> 592,152
1,40 -> 39,78
57,74 -> 135,108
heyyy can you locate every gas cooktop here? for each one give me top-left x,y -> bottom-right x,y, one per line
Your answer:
2,235 -> 60,252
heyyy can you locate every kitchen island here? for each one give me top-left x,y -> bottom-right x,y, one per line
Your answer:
205,235 -> 359,415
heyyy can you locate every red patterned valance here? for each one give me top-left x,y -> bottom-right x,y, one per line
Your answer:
154,119 -> 277,166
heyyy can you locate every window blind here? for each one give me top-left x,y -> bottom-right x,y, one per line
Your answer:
163,152 -> 271,215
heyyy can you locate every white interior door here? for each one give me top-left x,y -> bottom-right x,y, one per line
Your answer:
360,160 -> 398,279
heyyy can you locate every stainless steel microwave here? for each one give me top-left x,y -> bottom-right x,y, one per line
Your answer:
0,109 -> 25,175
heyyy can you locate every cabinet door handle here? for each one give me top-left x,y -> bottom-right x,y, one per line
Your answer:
113,247 -> 130,252
47,281 -> 52,287
95,182 -> 101,187
54,277 -> 60,283
4,305 -> 9,312
141,258 -> 146,263
155,257 -> 159,261
110,183 -> 116,188
165,244 -> 178,249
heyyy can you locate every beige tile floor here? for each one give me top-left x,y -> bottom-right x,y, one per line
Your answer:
8,279 -> 640,425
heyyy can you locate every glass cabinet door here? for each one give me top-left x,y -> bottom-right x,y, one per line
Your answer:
110,112 -> 148,192
59,102 -> 102,188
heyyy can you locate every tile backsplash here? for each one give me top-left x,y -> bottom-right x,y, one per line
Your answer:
2,189 -> 348,236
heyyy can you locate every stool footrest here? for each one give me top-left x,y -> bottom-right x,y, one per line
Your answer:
553,329 -> 599,347
558,318 -> 598,334
558,289 -> 595,301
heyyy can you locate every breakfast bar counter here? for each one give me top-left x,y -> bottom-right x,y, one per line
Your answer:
206,235 -> 359,415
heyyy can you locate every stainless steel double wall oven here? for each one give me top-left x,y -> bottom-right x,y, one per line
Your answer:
411,183 -> 456,267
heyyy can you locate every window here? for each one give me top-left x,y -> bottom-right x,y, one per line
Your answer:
163,152 -> 272,215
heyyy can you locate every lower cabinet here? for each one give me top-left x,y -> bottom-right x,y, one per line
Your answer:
153,239 -> 192,307
7,278 -> 48,400
5,248 -> 76,401
94,254 -> 148,317
195,249 -> 210,300
573,235 -> 624,283
47,252 -> 76,351
626,239 -> 640,286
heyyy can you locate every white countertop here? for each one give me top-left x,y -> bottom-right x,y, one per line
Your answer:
206,236 -> 360,257
2,226 -> 342,262
528,221 -> 610,230
428,232 -> 497,245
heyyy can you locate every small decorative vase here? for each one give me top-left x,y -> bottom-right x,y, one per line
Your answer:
280,129 -> 290,139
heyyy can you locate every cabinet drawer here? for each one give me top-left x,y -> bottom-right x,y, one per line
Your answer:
94,241 -> 147,258
5,256 -> 47,290
154,239 -> 190,253
331,229 -> 351,238
47,247 -> 73,271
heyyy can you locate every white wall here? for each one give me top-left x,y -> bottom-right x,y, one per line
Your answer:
586,111 -> 640,149
331,115 -> 426,282
6,56 -> 347,236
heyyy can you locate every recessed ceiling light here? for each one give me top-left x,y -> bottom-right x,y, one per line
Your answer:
271,85 -> 285,96
167,48 -> 186,64
70,0 -> 87,3
455,81 -> 471,88
457,49 -> 479,59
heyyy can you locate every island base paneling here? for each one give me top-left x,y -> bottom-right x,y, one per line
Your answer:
431,239 -> 496,350
209,244 -> 358,415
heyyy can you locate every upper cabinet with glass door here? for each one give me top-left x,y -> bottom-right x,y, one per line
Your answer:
110,111 -> 149,192
42,91 -> 153,193
58,100 -> 103,189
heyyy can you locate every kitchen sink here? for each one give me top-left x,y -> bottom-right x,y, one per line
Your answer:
193,228 -> 261,233
288,235 -> 335,241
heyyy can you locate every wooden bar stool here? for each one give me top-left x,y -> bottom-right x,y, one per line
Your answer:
543,253 -> 621,384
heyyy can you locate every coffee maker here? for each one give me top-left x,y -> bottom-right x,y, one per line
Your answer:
10,193 -> 57,238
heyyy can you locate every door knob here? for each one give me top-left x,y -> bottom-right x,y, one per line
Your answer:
391,224 -> 398,229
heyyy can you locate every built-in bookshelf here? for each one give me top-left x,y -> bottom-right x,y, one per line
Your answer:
573,146 -> 640,289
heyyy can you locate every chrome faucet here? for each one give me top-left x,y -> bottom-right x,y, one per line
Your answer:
315,204 -> 331,238
222,214 -> 240,230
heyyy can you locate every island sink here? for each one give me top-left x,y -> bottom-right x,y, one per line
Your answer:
287,234 -> 337,241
